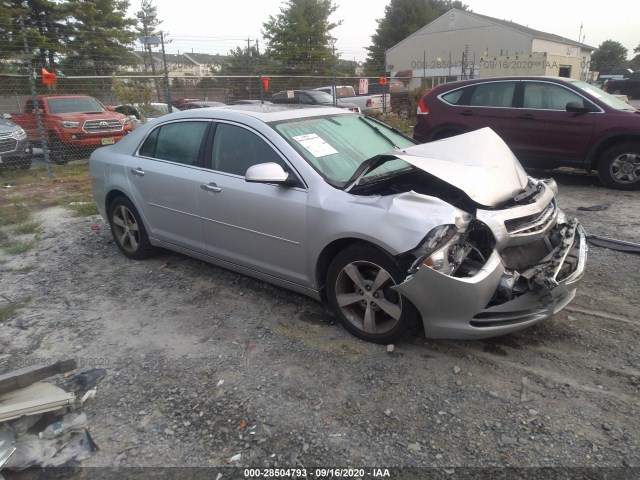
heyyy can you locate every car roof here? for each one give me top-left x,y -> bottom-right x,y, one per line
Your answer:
433,76 -> 580,90
157,104 -> 351,122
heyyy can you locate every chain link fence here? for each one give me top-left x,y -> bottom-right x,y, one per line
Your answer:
0,73 -> 414,175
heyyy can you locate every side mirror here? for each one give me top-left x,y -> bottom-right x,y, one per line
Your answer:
245,162 -> 291,184
566,101 -> 591,114
107,106 -> 116,112
38,109 -> 45,115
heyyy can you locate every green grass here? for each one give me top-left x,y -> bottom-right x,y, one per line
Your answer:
14,265 -> 36,274
3,240 -> 34,255
13,221 -> 42,235
0,303 -> 22,323
68,200 -> 99,216
0,202 -> 30,227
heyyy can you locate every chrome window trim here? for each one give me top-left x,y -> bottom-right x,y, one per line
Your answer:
437,79 -> 605,113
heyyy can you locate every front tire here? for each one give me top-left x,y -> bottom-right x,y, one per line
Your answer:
107,196 -> 157,260
326,244 -> 418,344
48,135 -> 67,165
597,143 -> 640,190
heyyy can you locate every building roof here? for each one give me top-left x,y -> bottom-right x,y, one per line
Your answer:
393,9 -> 596,52
470,11 -> 596,51
132,51 -> 229,65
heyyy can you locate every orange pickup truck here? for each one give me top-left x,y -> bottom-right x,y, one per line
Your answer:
11,95 -> 133,164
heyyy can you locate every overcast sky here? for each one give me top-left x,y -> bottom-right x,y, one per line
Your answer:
131,0 -> 638,62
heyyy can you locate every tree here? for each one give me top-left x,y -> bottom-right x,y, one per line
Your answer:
224,44 -> 262,75
0,1 -> 63,71
364,0 -> 469,75
64,0 -> 137,76
628,42 -> 640,71
590,40 -> 628,72
135,0 -> 161,74
262,0 -> 341,75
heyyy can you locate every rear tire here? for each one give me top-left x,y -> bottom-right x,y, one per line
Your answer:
107,196 -> 157,260
326,244 -> 418,344
597,143 -> 640,190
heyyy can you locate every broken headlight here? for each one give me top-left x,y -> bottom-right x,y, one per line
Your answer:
408,219 -> 492,277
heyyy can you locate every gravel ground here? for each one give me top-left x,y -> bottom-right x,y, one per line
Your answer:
0,168 -> 639,477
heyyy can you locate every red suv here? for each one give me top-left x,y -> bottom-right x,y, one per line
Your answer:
413,76 -> 640,190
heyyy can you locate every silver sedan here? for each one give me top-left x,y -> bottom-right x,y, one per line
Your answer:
90,104 -> 587,343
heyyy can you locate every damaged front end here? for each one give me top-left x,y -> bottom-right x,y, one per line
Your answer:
394,179 -> 587,340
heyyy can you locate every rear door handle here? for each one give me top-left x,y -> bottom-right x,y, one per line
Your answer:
130,168 -> 145,176
201,182 -> 221,193
459,110 -> 473,116
518,114 -> 535,120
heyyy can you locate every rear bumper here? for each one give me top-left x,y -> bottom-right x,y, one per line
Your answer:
396,220 -> 587,340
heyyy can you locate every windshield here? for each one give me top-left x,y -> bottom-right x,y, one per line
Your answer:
569,80 -> 636,111
48,97 -> 105,114
306,91 -> 335,104
273,114 -> 416,186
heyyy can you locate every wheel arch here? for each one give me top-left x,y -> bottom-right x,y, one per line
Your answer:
315,238 -> 399,302
588,134 -> 640,170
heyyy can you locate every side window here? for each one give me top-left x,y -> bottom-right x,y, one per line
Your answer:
468,82 -> 516,107
441,89 -> 464,105
142,121 -> 207,165
523,83 -> 584,110
210,123 -> 287,176
138,127 -> 159,157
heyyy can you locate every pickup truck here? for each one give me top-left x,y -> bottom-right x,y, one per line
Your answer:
11,95 -> 132,164
313,85 -> 391,114
603,71 -> 640,100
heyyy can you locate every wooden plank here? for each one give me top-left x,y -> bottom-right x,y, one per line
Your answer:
0,359 -> 77,395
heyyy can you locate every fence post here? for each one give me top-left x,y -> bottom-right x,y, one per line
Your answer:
19,17 -> 52,177
160,32 -> 172,112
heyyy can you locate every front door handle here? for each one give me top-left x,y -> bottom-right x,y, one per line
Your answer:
130,168 -> 145,176
459,110 -> 473,116
201,182 -> 221,193
518,114 -> 535,120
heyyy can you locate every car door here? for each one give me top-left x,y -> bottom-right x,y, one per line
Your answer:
197,121 -> 310,286
512,80 -> 596,165
445,80 -> 518,142
126,120 -> 210,252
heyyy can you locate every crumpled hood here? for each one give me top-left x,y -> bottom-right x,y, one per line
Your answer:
394,128 -> 529,207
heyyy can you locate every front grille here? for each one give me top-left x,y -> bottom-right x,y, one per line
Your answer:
83,119 -> 123,133
0,137 -> 18,154
505,200 -> 556,235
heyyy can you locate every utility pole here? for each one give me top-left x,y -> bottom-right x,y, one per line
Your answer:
160,31 -> 172,112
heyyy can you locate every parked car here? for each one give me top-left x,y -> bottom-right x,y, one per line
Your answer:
11,95 -> 131,165
90,105 -> 586,344
113,103 -> 180,125
313,85 -> 389,114
270,90 -> 361,113
227,99 -> 273,105
413,76 -> 640,190
603,71 -> 640,100
0,116 -> 32,170
179,101 -> 226,110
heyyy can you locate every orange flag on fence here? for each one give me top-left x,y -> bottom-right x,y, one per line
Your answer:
41,68 -> 56,85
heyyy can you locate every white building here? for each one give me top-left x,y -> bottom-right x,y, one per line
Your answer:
386,9 -> 595,89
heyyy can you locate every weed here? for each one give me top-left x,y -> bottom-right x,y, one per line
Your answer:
13,221 -> 42,235
3,240 -> 34,255
0,303 -> 22,323
68,200 -> 99,216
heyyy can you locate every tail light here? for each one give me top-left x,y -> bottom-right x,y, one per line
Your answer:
417,84 -> 444,115
417,96 -> 430,115
366,98 -> 372,107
